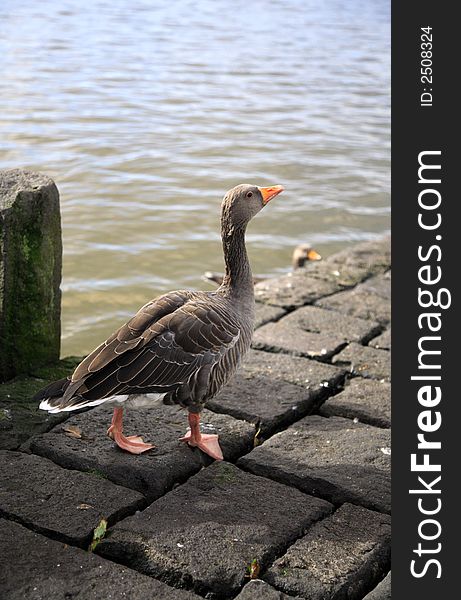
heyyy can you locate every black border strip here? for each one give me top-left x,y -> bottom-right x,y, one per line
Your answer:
392,2 -> 456,596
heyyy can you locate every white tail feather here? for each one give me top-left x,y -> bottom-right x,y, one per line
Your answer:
38,393 -> 164,413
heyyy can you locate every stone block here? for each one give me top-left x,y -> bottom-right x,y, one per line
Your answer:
254,302 -> 286,328
98,461 -> 333,598
265,503 -> 391,599
253,322 -> 346,360
0,519 -> 201,599
315,270 -> 391,327
243,349 -> 345,389
0,403 -> 66,451
252,305 -> 380,360
0,357 -> 81,450
359,271 -> 391,299
332,343 -> 391,381
0,169 -> 62,381
319,378 -> 391,428
278,305 -> 380,343
0,451 -> 144,546
238,415 -> 391,513
326,238 -> 391,280
254,267 -> 343,310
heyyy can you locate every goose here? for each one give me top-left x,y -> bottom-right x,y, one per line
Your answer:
36,183 -> 284,461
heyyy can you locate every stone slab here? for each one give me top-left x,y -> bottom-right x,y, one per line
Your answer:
265,503 -> 391,600
0,519 -> 201,599
207,352 -> 345,436
325,238 -> 391,281
359,271 -> 391,300
319,378 -> 391,428
363,571 -> 391,600
254,302 -> 286,329
316,288 -> 391,325
369,328 -> 391,350
278,306 -> 381,343
98,461 -> 333,598
238,415 -> 391,513
0,357 -> 81,450
0,402 -> 66,451
30,401 -> 255,502
254,267 -> 344,310
253,301 -> 381,361
243,349 -> 345,389
235,579 -> 303,599
0,451 -> 145,546
332,343 -> 391,381
253,322 -> 347,360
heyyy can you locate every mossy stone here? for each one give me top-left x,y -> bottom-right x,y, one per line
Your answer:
0,356 -> 83,449
0,169 -> 62,381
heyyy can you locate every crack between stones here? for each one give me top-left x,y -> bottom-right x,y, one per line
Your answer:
311,374 -> 391,431
0,508 -> 93,550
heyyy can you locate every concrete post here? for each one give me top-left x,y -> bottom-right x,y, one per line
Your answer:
0,169 -> 62,381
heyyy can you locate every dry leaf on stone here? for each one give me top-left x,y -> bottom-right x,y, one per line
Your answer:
63,425 -> 82,439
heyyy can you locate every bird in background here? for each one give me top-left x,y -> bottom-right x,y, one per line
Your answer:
203,242 -> 321,286
36,183 -> 284,461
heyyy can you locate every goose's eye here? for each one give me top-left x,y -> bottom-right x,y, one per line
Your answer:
246,191 -> 253,198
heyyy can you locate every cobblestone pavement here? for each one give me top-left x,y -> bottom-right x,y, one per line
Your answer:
0,238 -> 391,600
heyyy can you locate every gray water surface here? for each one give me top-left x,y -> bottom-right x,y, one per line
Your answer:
0,0 -> 390,356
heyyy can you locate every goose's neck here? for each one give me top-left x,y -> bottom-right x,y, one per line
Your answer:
220,224 -> 254,297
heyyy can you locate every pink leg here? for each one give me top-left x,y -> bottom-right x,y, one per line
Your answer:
106,407 -> 155,454
179,412 -> 223,461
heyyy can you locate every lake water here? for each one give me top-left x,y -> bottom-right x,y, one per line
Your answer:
0,0 -> 390,357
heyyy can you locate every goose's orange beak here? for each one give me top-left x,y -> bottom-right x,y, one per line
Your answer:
307,249 -> 322,261
259,185 -> 284,205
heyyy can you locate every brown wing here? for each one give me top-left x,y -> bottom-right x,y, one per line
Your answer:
56,291 -> 240,408
70,291 -> 191,381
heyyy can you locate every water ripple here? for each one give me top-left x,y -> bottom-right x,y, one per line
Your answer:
0,0 -> 390,355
